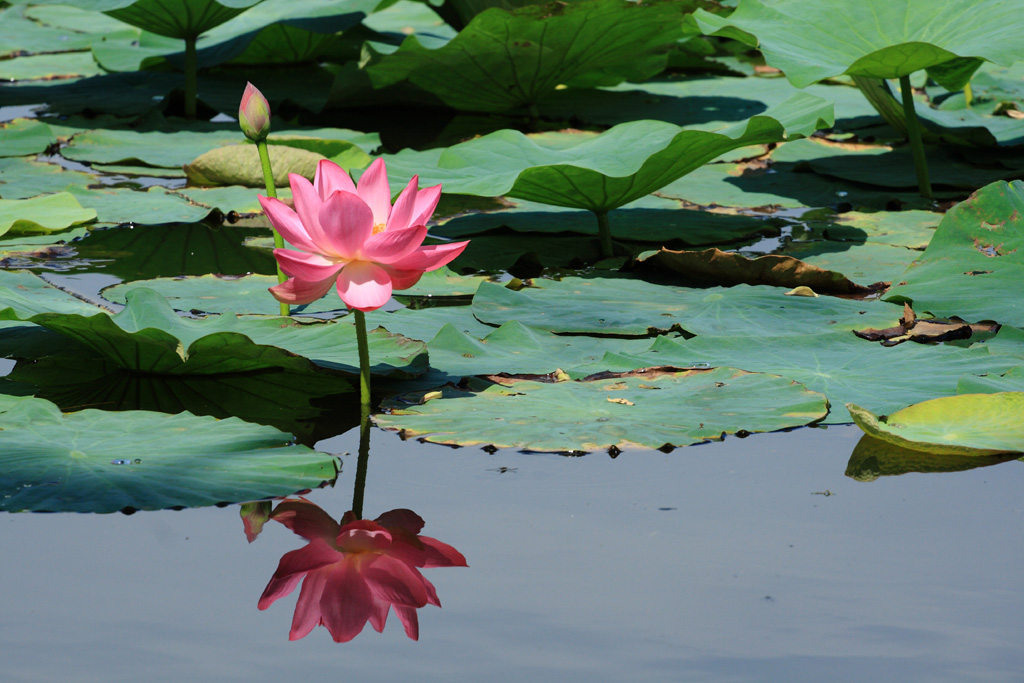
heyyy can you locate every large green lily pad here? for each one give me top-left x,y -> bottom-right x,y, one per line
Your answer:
0,397 -> 339,513
378,93 -> 833,212
693,0 -> 1024,89
847,393 -> 1024,455
885,180 -> 1024,326
377,366 -> 829,452
472,278 -> 898,337
366,0 -> 690,113
566,328 -> 1021,424
0,193 -> 96,237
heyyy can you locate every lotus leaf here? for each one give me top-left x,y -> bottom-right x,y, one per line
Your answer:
847,393 -> 1024,455
0,119 -> 58,157
957,366 -> 1024,394
0,288 -> 427,378
379,93 -> 833,213
472,279 -> 897,337
377,366 -> 829,452
0,193 -> 96,237
0,397 -> 339,513
366,0 -> 691,113
692,0 -> 1023,89
566,330 -> 1021,424
0,157 -> 98,201
885,180 -> 1024,326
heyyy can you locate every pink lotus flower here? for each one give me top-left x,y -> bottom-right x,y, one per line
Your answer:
258,499 -> 467,642
259,158 -> 469,312
238,82 -> 271,142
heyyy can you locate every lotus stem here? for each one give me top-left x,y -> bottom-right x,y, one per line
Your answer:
595,211 -> 613,259
184,35 -> 197,120
899,75 -> 933,200
851,75 -> 907,136
353,308 -> 372,413
351,408 -> 371,520
256,140 -> 290,316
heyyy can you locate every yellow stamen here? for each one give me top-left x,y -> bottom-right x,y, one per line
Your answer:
372,223 -> 386,235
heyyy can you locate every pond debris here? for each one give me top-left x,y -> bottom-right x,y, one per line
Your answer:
853,302 -> 999,346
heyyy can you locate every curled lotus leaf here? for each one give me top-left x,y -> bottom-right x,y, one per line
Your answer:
847,393 -> 1024,456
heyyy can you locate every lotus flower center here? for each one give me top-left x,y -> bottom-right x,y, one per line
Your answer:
372,222 -> 387,235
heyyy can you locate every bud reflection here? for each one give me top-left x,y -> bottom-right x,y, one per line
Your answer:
255,498 -> 467,642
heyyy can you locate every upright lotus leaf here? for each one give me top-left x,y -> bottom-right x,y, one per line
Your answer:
845,433 -> 1020,481
377,366 -> 829,452
379,92 -> 833,256
36,0 -> 263,116
847,393 -> 1024,455
365,0 -> 691,114
0,397 -> 339,513
0,193 -> 96,237
885,181 -> 1024,327
693,0 -> 1024,198
692,0 -> 1022,89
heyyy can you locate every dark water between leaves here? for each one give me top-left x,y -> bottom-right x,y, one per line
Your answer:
4,421 -> 1023,682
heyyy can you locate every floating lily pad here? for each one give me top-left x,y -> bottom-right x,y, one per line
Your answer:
848,393 -> 1024,455
66,186 -> 213,226
472,278 -> 897,337
957,366 -> 1024,394
567,328 -> 1020,424
366,0 -> 689,113
778,241 -> 922,286
845,433 -> 1020,481
377,366 -> 829,452
804,210 -> 938,249
423,320 -> 658,378
0,156 -> 98,201
0,52 -> 106,81
693,0 -> 1023,89
378,93 -> 833,212
0,397 -> 339,513
885,180 -> 1024,326
0,192 -> 96,237
0,119 -> 59,157
0,270 -> 111,317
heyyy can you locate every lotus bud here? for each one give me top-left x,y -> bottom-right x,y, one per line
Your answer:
238,82 -> 271,142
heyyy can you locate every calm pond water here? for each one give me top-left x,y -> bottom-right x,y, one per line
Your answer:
4,422 -> 1023,682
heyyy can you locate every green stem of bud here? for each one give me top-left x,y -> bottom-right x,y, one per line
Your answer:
257,140 -> 290,316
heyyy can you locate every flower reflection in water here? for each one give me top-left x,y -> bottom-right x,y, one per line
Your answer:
256,499 -> 467,642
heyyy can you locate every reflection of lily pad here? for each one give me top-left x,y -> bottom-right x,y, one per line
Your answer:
848,393 -> 1024,455
845,433 -> 1020,481
0,397 -> 339,513
377,366 -> 829,452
